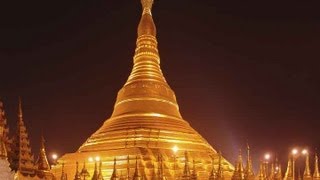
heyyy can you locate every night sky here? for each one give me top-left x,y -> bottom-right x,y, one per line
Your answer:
0,0 -> 319,166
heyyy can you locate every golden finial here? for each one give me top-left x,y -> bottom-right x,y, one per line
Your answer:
141,0 -> 153,15
18,96 -> 23,119
314,153 -> 320,179
111,157 -> 118,179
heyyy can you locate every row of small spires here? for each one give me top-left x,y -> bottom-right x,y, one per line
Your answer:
59,151 -> 225,180
57,146 -> 320,180
231,145 -> 320,180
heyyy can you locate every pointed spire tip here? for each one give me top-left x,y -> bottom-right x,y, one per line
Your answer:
141,0 -> 154,14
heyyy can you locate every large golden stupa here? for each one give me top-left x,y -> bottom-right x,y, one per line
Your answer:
55,0 -> 234,179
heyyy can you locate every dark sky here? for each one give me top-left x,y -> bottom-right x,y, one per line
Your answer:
0,0 -> 319,166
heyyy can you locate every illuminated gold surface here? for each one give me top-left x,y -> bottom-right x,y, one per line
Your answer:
54,0 -> 234,179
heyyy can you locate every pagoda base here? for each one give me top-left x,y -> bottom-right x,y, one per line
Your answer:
53,147 -> 233,179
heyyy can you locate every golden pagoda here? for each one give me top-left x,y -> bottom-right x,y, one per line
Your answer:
54,0 -> 234,179
11,98 -> 36,177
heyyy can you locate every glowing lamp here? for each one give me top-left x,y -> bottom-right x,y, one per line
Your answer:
292,149 -> 299,155
172,145 -> 179,154
264,153 -> 271,160
95,156 -> 101,162
302,149 -> 308,155
52,154 -> 58,160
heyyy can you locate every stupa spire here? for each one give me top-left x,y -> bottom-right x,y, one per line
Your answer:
274,164 -> 283,180
80,162 -> 90,180
182,151 -> 191,179
109,0 -> 182,119
111,157 -> 118,180
133,156 -> 142,180
244,144 -> 255,180
284,156 -> 293,180
232,149 -> 244,180
303,151 -> 312,180
60,163 -> 67,180
74,162 -> 81,180
314,153 -> 320,180
141,0 -> 153,15
36,135 -> 50,171
97,161 -> 104,180
91,161 -> 98,180
270,163 -> 276,180
191,160 -> 198,180
258,161 -> 266,180
11,97 -> 35,175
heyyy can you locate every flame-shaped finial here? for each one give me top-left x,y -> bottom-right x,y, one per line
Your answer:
141,0 -> 153,15
18,97 -> 23,120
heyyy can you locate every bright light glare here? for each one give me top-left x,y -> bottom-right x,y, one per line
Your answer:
95,156 -> 101,162
264,153 -> 271,160
172,145 -> 179,153
292,149 -> 299,155
52,154 -> 58,160
302,149 -> 308,155
88,157 -> 94,162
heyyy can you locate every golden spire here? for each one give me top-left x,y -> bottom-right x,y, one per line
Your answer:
269,163 -> 275,180
109,0 -> 182,119
74,161 -> 81,180
182,151 -> 191,179
80,162 -> 90,180
141,0 -> 153,15
11,97 -> 35,174
284,156 -> 293,180
133,156 -> 142,180
314,153 -> 320,179
18,97 -> 23,121
191,160 -> 198,180
232,149 -> 244,180
274,164 -> 283,180
92,161 -> 99,180
97,161 -> 104,180
36,135 -> 51,171
111,157 -> 118,180
258,161 -> 266,180
244,144 -> 255,180
303,151 -> 312,179
60,163 -> 67,180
